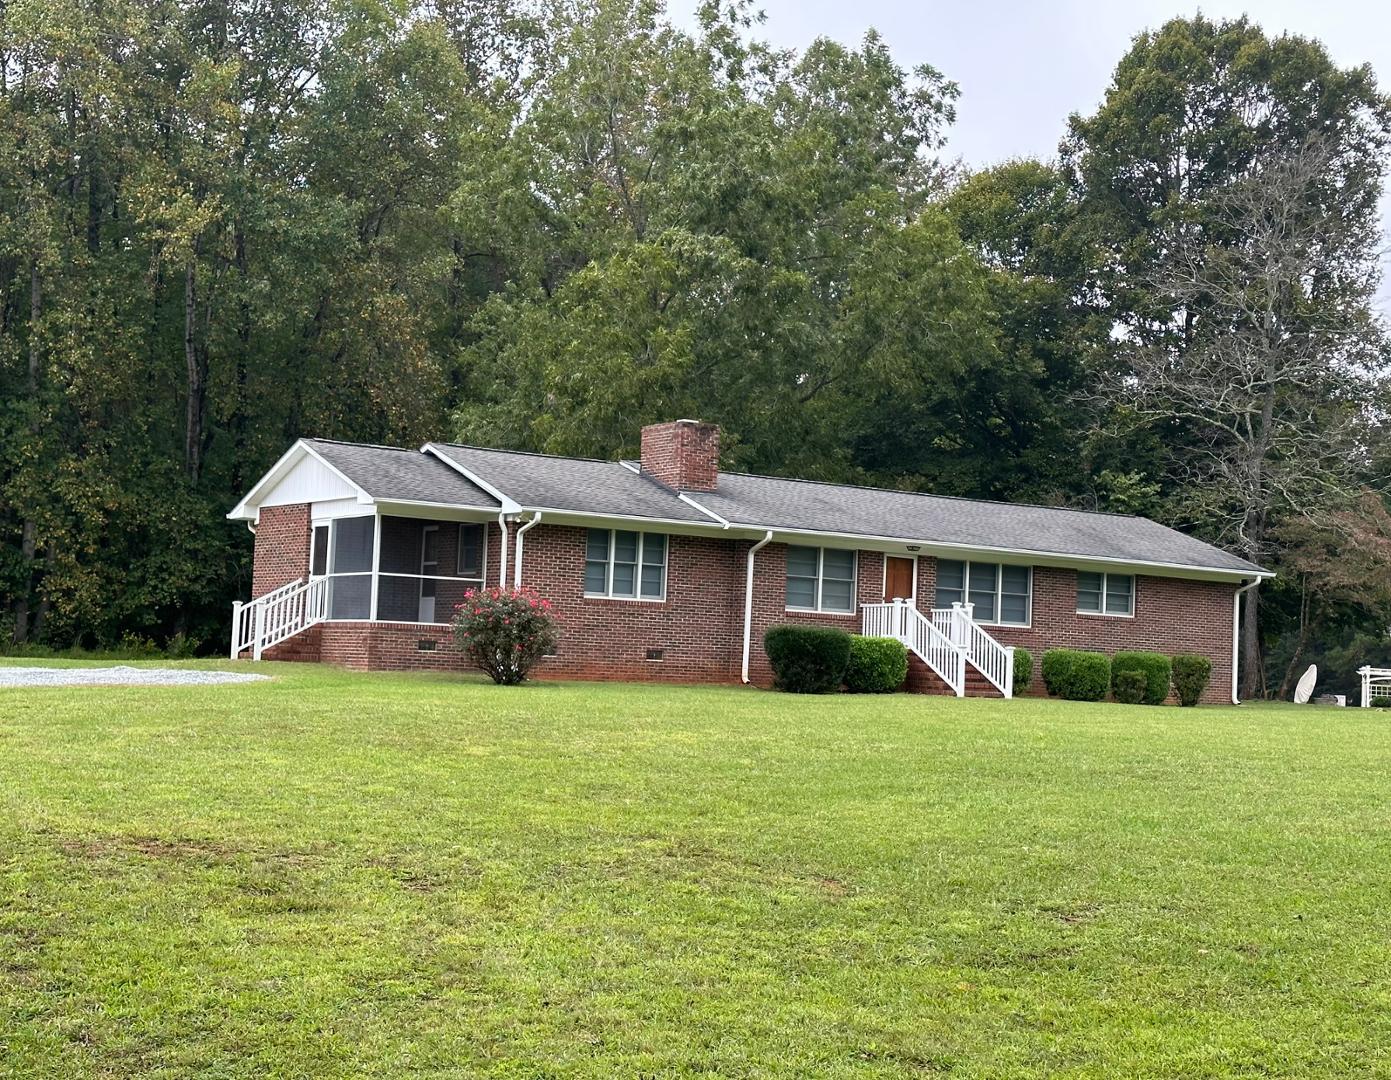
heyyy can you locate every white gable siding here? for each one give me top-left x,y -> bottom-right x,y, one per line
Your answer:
260,452 -> 360,508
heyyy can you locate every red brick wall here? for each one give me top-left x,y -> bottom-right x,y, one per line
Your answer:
251,512 -> 1237,702
639,420 -> 720,492
252,504 -> 311,598
742,543 -> 883,686
910,556 -> 1235,704
519,524 -> 745,682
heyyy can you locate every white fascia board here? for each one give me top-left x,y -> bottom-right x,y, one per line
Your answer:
421,444 -> 522,514
372,499 -> 503,522
227,440 -> 371,521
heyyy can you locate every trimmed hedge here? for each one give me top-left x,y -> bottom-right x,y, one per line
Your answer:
845,635 -> 909,693
1042,648 -> 1111,702
1111,651 -> 1172,706
1171,654 -> 1213,707
1114,669 -> 1148,705
763,625 -> 851,694
1012,647 -> 1033,694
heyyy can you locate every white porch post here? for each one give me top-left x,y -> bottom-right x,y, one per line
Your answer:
230,601 -> 243,659
369,512 -> 382,621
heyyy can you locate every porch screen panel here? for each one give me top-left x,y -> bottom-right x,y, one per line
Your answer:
458,524 -> 484,579
373,517 -> 421,622
329,516 -> 375,619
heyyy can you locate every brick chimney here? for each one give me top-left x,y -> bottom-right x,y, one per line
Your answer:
639,419 -> 721,492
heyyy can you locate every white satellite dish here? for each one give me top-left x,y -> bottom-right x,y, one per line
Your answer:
1294,664 -> 1318,704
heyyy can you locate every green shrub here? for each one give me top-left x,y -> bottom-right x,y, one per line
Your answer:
1171,654 -> 1213,707
764,625 -> 852,694
1012,647 -> 1033,693
845,635 -> 908,693
451,586 -> 559,685
1041,649 -> 1081,696
1111,651 -> 1172,706
1114,669 -> 1148,705
1372,697 -> 1391,708
1042,648 -> 1111,702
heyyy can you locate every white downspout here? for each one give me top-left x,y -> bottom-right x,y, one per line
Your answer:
741,531 -> 775,684
1232,578 -> 1261,704
513,512 -> 542,587
497,511 -> 510,588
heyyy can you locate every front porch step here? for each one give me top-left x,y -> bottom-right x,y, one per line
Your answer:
904,654 -> 1003,698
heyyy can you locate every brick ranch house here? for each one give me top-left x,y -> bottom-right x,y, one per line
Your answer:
228,420 -> 1271,703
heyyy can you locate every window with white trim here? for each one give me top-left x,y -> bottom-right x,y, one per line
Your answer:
935,560 -> 1031,625
786,546 -> 857,613
584,529 -> 666,600
1077,571 -> 1134,616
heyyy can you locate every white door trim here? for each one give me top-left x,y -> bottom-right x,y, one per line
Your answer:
882,553 -> 918,607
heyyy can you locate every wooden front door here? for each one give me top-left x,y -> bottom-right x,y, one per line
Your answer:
884,556 -> 915,604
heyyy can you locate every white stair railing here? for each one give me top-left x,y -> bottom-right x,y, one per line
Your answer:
230,576 -> 328,660
861,600 -> 966,696
933,602 -> 1014,699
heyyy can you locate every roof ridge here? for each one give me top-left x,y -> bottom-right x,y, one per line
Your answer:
717,468 -> 1152,523
305,436 -> 426,454
430,441 -> 631,467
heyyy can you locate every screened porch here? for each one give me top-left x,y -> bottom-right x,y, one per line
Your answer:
311,513 -> 491,625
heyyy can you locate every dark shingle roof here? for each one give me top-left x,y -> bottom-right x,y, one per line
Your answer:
424,444 -> 713,523
288,438 -> 1263,576
306,439 -> 498,509
693,472 -> 1265,574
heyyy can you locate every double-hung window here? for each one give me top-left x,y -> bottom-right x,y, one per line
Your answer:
585,529 -> 666,600
935,560 -> 1031,625
1077,571 -> 1134,616
786,546 -> 856,613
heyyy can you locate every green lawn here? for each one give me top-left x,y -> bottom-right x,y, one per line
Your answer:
3,662 -> 1390,1078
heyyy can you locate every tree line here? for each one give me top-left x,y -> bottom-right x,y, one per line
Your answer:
2,0 -> 1388,696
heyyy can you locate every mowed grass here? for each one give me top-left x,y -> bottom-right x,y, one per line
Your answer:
3,663 -> 1391,1078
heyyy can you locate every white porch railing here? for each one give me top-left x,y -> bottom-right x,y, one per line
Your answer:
230,575 -> 328,660
861,600 -> 966,696
943,603 -> 1015,699
1360,666 -> 1391,708
865,600 -> 1015,699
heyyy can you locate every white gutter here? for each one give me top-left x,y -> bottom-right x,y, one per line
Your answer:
1231,578 -> 1262,704
498,511 -> 511,587
741,530 -> 775,684
513,512 -> 542,587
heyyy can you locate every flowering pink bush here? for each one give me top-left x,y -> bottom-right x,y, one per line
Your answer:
451,586 -> 559,685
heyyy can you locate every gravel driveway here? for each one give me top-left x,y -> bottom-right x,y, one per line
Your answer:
0,666 -> 271,688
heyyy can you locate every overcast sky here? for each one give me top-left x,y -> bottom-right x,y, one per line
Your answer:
676,0 -> 1391,307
